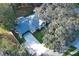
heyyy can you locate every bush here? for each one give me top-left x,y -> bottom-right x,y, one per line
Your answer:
63,51 -> 69,56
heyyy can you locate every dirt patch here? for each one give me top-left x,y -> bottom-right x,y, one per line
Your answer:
0,28 -> 18,44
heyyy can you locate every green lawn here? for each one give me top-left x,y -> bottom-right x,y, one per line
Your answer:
33,29 -> 45,43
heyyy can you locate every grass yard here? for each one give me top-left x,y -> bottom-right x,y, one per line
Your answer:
33,30 -> 44,43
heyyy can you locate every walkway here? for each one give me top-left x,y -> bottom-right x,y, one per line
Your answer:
22,32 -> 63,56
23,32 -> 48,55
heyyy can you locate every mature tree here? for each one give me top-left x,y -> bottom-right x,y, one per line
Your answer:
34,3 -> 79,53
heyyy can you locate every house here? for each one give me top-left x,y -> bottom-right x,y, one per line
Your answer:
16,16 -> 29,35
15,13 -> 45,36
15,13 -> 48,55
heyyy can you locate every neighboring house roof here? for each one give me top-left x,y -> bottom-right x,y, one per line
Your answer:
71,6 -> 79,49
73,8 -> 79,14
72,38 -> 79,50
